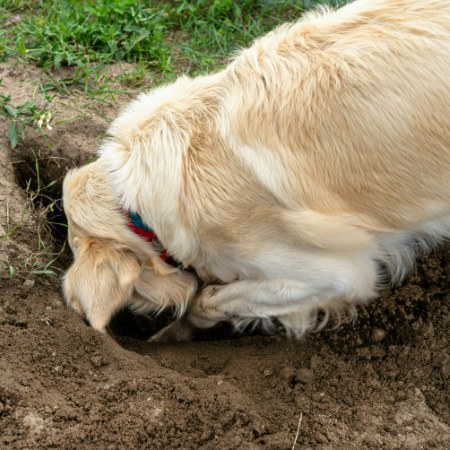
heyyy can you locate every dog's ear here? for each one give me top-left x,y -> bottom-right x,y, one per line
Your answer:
63,237 -> 141,333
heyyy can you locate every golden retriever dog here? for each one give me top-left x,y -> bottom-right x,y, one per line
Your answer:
63,0 -> 450,341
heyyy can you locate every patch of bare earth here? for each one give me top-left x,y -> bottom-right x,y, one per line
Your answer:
1,63 -> 450,450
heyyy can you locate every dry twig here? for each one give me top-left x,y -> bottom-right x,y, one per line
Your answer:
292,412 -> 303,449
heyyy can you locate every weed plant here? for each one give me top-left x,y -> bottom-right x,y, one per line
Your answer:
0,0 -> 344,78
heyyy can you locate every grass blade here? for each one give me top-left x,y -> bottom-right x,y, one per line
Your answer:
9,121 -> 19,149
30,269 -> 59,276
37,126 -> 51,149
0,202 -> 28,243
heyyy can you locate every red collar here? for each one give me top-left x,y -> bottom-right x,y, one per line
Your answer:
122,210 -> 183,269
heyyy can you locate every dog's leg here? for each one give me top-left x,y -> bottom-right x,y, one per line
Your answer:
149,251 -> 379,342
148,314 -> 219,342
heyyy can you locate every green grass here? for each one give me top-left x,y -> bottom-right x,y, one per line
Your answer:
1,0 -> 169,69
0,0 -> 341,81
4,257 -> 14,278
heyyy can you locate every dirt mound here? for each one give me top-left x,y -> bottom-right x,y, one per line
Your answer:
1,64 -> 450,450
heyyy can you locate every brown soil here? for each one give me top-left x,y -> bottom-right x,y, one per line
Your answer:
1,62 -> 450,450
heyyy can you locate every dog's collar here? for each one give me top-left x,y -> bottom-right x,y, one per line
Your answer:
122,210 -> 183,269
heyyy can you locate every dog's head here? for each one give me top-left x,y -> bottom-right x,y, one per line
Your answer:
62,160 -> 197,333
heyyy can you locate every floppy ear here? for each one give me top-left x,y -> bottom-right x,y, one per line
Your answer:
63,237 -> 141,333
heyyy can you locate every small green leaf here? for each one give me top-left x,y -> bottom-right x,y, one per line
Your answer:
54,54 -> 63,68
9,121 -> 19,149
5,258 -> 14,279
39,84 -> 56,93
55,114 -> 84,124
42,180 -> 57,190
5,105 -> 18,117
30,270 -> 58,276
18,100 -> 36,113
18,39 -> 26,56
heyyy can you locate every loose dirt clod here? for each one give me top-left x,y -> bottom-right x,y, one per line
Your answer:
23,279 -> 35,288
372,328 -> 386,342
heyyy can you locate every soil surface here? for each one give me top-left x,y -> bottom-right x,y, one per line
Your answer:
1,62 -> 450,450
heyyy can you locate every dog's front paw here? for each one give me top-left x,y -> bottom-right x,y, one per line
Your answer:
148,317 -> 196,343
200,284 -> 221,298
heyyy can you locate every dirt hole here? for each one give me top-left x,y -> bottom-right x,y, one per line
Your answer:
11,147 -> 172,340
12,148 -> 73,267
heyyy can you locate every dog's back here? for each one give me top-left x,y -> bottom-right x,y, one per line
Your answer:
227,0 -> 450,230
87,0 -> 450,338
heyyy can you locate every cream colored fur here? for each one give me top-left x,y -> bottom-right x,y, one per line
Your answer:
64,0 -> 450,341
62,162 -> 197,333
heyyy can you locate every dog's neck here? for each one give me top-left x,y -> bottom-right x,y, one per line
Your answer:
123,209 -> 183,269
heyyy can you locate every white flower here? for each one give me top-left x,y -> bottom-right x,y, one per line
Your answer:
46,124 -> 52,131
46,112 -> 52,123
37,119 -> 43,128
